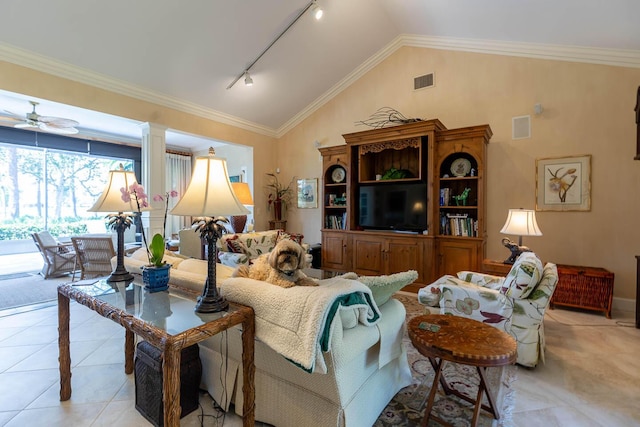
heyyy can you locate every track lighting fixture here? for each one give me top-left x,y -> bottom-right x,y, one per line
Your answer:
226,1 -> 324,90
244,72 -> 253,86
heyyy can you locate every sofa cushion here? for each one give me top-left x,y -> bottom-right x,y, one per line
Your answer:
502,252 -> 543,299
357,270 -> 419,307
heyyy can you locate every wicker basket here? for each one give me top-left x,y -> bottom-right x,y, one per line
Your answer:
551,265 -> 614,318
134,341 -> 202,427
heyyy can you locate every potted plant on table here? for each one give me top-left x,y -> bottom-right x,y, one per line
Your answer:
266,173 -> 295,221
122,185 -> 178,292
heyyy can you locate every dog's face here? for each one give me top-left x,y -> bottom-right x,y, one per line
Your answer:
268,240 -> 306,276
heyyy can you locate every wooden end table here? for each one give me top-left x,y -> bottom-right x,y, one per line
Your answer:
407,314 -> 517,427
57,279 -> 255,427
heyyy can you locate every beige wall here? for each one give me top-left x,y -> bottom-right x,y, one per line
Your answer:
3,45 -> 640,304
278,46 -> 640,303
0,61 -> 278,231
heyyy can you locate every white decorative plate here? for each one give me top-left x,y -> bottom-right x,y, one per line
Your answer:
450,158 -> 471,177
331,167 -> 346,183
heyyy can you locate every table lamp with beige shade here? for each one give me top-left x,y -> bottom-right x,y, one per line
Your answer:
500,208 -> 543,264
171,148 -> 249,313
229,182 -> 253,233
88,166 -> 149,283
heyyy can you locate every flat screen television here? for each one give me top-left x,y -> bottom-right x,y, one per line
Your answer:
358,182 -> 427,232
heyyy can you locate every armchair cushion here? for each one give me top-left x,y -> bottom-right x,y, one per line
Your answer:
456,271 -> 504,290
502,252 -> 543,299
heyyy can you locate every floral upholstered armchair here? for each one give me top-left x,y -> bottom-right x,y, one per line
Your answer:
418,252 -> 558,367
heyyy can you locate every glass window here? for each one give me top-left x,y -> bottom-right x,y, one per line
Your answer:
0,143 -> 133,239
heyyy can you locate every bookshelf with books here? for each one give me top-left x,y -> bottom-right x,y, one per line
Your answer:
435,125 -> 492,276
318,120 -> 492,284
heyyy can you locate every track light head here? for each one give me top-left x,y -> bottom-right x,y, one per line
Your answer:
244,72 -> 253,86
311,2 -> 323,20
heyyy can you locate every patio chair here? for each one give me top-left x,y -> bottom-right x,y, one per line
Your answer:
31,231 -> 78,279
71,236 -> 116,280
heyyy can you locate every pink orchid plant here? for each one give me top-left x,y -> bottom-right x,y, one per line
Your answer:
120,184 -> 178,267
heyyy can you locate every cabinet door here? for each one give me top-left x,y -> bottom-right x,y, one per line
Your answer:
352,235 -> 384,276
386,238 -> 425,284
322,231 -> 351,271
437,238 -> 481,277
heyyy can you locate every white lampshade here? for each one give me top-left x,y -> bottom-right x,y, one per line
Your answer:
171,149 -> 250,217
88,168 -> 144,213
500,208 -> 542,237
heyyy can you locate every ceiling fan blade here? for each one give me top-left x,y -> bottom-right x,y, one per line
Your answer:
1,110 -> 24,121
38,116 -> 80,128
39,122 -> 79,135
14,122 -> 39,129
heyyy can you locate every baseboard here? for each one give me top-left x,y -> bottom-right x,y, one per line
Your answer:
612,296 -> 635,315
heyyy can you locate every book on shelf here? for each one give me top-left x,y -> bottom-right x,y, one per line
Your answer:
325,213 -> 347,230
440,213 -> 477,237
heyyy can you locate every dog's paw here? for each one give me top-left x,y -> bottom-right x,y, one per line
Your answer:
297,277 -> 319,287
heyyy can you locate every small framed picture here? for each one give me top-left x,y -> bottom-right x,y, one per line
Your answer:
535,154 -> 591,211
297,178 -> 318,209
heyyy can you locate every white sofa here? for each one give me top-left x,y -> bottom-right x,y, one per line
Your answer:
120,248 -> 413,427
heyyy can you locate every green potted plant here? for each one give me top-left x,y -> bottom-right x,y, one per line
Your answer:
122,185 -> 178,292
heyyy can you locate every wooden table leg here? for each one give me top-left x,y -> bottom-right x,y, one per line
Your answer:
241,313 -> 256,427
58,291 -> 71,401
162,344 -> 181,427
124,329 -> 134,374
477,366 -> 500,419
421,357 -> 444,427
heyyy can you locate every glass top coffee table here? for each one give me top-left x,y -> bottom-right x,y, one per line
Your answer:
57,278 -> 255,427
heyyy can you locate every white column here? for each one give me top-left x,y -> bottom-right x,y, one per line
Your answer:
140,122 -> 167,239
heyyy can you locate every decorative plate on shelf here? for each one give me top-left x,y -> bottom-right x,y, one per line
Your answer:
331,167 -> 346,183
450,158 -> 471,177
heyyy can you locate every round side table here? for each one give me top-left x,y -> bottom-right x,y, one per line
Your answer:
407,314 -> 517,427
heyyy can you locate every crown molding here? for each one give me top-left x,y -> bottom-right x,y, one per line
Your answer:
402,34 -> 640,68
0,43 -> 277,138
2,36 -> 639,141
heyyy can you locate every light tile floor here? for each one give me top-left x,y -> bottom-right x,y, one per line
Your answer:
0,299 -> 639,426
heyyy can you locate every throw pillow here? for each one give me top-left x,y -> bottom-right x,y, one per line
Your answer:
357,270 -> 419,307
502,252 -> 543,299
223,234 -> 248,254
276,230 -> 304,245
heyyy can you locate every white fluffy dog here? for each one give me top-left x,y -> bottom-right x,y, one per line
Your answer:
233,239 -> 318,288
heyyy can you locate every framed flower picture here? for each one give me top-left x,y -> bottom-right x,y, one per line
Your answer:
297,178 -> 318,209
535,155 -> 591,211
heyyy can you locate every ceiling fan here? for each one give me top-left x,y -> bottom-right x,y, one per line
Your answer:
1,100 -> 79,135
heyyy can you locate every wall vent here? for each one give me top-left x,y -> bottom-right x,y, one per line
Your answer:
512,115 -> 531,139
414,73 -> 434,90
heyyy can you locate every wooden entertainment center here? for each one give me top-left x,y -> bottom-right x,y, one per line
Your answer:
319,120 -> 492,292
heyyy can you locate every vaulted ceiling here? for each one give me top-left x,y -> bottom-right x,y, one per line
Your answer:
0,0 -> 639,148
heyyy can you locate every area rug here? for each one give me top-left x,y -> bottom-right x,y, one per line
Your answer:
374,293 -> 517,427
0,272 -> 71,311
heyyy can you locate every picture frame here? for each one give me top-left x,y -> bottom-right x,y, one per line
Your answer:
297,178 -> 318,209
535,154 -> 591,211
229,175 -> 241,183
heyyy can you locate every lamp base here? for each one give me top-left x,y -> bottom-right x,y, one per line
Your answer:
501,237 -> 532,264
107,269 -> 134,284
195,294 -> 229,313
229,215 -> 247,234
